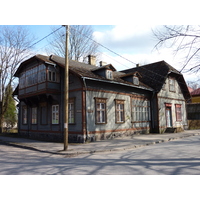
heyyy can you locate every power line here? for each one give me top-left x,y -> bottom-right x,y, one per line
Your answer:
69,26 -> 137,65
27,26 -> 63,49
31,25 -> 188,89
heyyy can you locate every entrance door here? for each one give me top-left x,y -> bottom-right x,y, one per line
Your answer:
166,107 -> 172,127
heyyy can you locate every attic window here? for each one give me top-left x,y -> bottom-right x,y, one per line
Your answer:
107,70 -> 113,79
133,76 -> 139,85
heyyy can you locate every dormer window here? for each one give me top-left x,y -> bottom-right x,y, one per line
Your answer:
133,76 -> 139,85
107,70 -> 113,79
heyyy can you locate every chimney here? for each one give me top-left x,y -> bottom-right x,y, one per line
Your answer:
99,61 -> 107,67
88,55 -> 96,66
136,63 -> 140,67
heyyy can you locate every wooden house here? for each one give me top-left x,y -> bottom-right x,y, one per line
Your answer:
13,55 -> 190,142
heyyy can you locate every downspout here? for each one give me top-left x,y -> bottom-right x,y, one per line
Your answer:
150,90 -> 156,131
82,77 -> 88,142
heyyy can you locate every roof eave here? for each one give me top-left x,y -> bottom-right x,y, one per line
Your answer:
82,76 -> 153,92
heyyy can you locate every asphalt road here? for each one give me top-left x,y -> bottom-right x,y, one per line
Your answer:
1,135 -> 200,175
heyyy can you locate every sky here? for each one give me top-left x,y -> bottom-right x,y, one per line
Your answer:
1,0 -> 199,84
20,24 -> 198,83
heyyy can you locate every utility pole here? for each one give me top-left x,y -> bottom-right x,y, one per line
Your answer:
63,25 -> 69,151
0,70 -> 2,134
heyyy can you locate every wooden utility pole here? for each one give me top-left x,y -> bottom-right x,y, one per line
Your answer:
0,70 -> 2,134
63,25 -> 69,151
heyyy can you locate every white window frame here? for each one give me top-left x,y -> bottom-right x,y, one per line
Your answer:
106,70 -> 113,79
115,100 -> 125,123
68,98 -> 75,124
52,105 -> 59,124
95,98 -> 107,124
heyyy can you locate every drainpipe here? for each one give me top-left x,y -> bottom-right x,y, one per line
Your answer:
150,91 -> 156,131
82,77 -> 88,142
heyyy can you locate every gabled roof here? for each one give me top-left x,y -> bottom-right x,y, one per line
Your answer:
121,60 -> 191,101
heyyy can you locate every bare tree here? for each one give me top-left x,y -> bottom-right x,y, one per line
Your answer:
46,25 -> 99,62
153,25 -> 200,73
0,25 -> 35,133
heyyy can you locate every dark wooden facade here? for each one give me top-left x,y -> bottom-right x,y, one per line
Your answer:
14,55 -> 190,142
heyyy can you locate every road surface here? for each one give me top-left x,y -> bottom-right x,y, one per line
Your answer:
0,135 -> 200,175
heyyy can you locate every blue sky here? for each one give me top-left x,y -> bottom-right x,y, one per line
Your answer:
0,24 -> 198,82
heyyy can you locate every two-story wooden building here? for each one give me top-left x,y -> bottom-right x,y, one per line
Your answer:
13,55 -> 190,142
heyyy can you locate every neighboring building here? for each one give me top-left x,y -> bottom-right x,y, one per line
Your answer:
121,61 -> 191,133
190,88 -> 200,103
187,88 -> 200,121
13,55 -> 190,142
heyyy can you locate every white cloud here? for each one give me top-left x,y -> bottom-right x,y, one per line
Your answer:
94,25 -> 200,82
94,25 -> 158,53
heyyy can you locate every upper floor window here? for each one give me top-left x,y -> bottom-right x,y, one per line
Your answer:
169,78 -> 175,92
19,64 -> 46,89
133,76 -> 139,85
106,70 -> 113,79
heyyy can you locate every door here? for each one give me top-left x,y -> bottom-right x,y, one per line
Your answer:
166,107 -> 172,127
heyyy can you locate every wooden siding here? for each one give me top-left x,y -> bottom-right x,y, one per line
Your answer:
157,76 -> 187,133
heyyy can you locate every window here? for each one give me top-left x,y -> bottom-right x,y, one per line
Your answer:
133,76 -> 139,85
52,105 -> 59,124
115,100 -> 125,123
38,64 -> 46,83
48,70 -> 57,82
68,98 -> 75,124
175,104 -> 182,121
106,70 -> 113,79
169,78 -> 175,92
31,107 -> 37,124
132,98 -> 150,122
95,98 -> 107,124
22,106 -> 27,124
19,64 -> 46,89
40,103 -> 47,124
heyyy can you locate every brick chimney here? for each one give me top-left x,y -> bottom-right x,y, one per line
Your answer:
88,55 -> 96,66
99,61 -> 107,67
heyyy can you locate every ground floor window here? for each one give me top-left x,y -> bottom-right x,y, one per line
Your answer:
40,102 -> 47,124
22,105 -> 27,124
68,98 -> 75,124
52,105 -> 59,124
95,98 -> 107,124
175,104 -> 182,121
132,98 -> 150,122
115,99 -> 125,123
31,107 -> 37,124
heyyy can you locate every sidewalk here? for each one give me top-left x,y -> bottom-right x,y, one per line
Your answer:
1,129 -> 200,156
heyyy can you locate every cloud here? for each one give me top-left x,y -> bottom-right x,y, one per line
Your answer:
94,25 -> 198,82
93,25 -> 158,54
